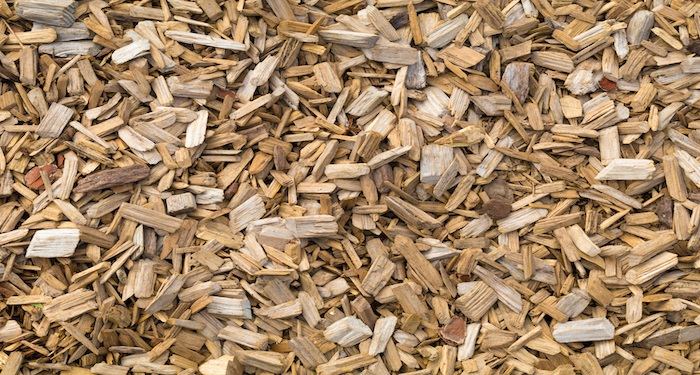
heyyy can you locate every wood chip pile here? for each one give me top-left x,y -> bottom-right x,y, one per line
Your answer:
1,0 -> 700,374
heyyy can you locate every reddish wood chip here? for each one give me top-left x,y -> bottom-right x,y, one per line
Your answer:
216,89 -> 237,100
25,164 -> 58,190
56,153 -> 65,168
598,77 -> 617,91
439,315 -> 467,346
73,164 -> 151,193
459,274 -> 471,282
483,198 -> 512,220
224,182 -> 239,200
485,177 -> 513,202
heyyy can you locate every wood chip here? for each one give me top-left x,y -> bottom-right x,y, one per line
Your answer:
0,1 -> 698,374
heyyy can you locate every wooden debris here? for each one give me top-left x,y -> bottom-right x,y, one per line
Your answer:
650,346 -> 694,373
552,318 -> 615,343
73,164 -> 150,193
36,103 -> 74,138
0,1 -> 697,374
501,63 -> 530,104
15,0 -> 76,27
166,193 -> 197,215
439,315 -> 467,346
26,229 -> 79,258
316,354 -> 376,375
421,145 -> 454,184
165,31 -> 246,51
119,203 -> 183,233
368,315 -> 397,356
324,316 -> 372,347
1,352 -> 23,375
595,159 -> 656,180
